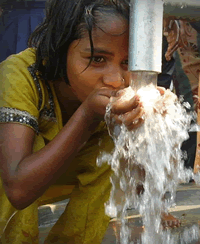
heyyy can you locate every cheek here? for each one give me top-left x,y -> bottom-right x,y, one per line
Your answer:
68,73 -> 94,101
125,73 -> 131,87
67,59 -> 80,85
67,60 -> 103,98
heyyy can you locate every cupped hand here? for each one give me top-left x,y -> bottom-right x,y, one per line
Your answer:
110,86 -> 167,130
81,87 -> 116,122
81,86 -> 167,129
110,88 -> 145,131
157,86 -> 166,96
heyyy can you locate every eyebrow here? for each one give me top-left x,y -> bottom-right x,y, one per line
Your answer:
83,48 -> 114,56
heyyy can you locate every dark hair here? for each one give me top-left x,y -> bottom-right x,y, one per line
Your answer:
28,0 -> 130,83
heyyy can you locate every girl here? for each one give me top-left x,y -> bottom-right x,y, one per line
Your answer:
0,0 -> 171,243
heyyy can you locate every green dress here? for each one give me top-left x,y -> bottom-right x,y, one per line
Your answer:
0,48 -> 114,244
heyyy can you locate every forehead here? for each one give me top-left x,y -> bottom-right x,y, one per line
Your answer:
80,16 -> 129,48
94,14 -> 128,35
68,14 -> 129,55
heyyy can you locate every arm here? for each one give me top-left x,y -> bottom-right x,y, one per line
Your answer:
0,88 -> 112,210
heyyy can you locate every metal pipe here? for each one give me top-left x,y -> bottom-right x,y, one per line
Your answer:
128,0 -> 200,77
129,0 -> 163,74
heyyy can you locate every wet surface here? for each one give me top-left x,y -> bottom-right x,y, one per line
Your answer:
39,183 -> 200,243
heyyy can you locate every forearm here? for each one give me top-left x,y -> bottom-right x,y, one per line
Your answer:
5,105 -> 99,209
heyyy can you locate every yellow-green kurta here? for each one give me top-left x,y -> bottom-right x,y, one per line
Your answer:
0,48 -> 114,244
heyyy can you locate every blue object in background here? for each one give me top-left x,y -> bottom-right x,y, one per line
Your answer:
0,1 -> 45,62
191,21 -> 200,34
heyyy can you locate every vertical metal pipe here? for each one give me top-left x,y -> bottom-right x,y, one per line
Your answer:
129,0 -> 164,73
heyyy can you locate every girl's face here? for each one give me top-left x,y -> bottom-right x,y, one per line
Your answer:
67,16 -> 130,102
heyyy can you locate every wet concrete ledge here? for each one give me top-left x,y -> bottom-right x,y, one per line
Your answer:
38,183 -> 200,243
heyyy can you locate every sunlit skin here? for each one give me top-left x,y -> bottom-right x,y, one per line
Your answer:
57,16 -> 165,129
54,17 -> 180,228
55,16 -> 144,130
0,15 -> 145,211
0,12 -> 180,231
67,25 -> 129,101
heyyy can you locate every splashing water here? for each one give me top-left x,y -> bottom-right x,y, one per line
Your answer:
97,80 -> 200,243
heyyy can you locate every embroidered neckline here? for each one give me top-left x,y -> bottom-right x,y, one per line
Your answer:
28,64 -> 57,123
28,64 -> 43,111
40,81 -> 57,122
0,65 -> 57,134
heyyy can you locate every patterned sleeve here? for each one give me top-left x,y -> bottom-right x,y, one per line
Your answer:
0,53 -> 40,133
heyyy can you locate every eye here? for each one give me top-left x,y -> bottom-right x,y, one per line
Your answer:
122,59 -> 128,65
91,56 -> 105,64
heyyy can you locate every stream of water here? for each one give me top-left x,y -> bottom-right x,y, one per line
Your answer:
97,72 -> 200,244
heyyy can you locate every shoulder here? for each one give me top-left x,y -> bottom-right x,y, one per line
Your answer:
0,48 -> 37,88
0,48 -> 36,80
0,48 -> 36,68
0,48 -> 41,132
0,48 -> 61,135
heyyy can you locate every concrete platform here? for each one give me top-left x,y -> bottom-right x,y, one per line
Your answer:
39,183 -> 200,243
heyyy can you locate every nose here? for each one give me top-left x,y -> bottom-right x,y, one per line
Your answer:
103,67 -> 125,89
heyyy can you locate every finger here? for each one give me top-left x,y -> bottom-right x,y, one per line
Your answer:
111,108 -> 144,126
111,95 -> 140,114
98,87 -> 117,98
110,95 -> 120,103
157,87 -> 166,96
123,106 -> 144,127
110,89 -> 126,97
110,113 -> 144,130
94,95 -> 112,116
110,90 -> 129,103
126,118 -> 144,131
110,113 -> 123,124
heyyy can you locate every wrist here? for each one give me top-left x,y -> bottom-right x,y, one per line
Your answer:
75,104 -> 101,132
80,101 -> 102,124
